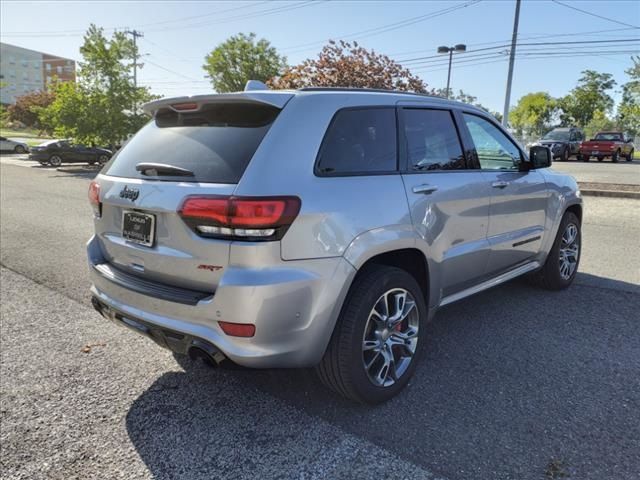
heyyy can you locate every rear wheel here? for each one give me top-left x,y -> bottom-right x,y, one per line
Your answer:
597,157 -> 603,162
317,265 -> 426,404
49,155 -> 62,167
14,145 -> 26,154
532,212 -> 581,290
582,155 -> 589,162
612,150 -> 620,162
627,149 -> 634,162
561,148 -> 569,162
97,154 -> 109,165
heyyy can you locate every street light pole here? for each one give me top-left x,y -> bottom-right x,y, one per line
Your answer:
502,0 -> 521,127
438,44 -> 466,99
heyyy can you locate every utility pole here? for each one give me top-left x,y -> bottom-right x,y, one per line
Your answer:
125,29 -> 144,114
502,0 -> 521,127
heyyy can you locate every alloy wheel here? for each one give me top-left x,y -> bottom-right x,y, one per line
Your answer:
558,223 -> 579,280
362,288 -> 419,387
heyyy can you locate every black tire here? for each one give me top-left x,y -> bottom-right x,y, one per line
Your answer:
597,157 -> 603,162
612,150 -> 619,163
97,154 -> 109,165
627,149 -> 634,162
14,145 -> 26,154
317,265 -> 427,404
582,155 -> 589,162
88,160 -> 96,166
531,212 -> 581,290
561,148 -> 569,162
49,155 -> 62,167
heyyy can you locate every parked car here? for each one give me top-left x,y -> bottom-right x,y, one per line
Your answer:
534,127 -> 584,161
0,136 -> 29,154
579,132 -> 635,162
29,140 -> 112,166
88,84 -> 583,404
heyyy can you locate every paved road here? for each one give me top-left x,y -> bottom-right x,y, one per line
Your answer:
1,161 -> 639,480
550,158 -> 640,185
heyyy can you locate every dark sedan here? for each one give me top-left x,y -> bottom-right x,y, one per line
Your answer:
29,140 -> 112,167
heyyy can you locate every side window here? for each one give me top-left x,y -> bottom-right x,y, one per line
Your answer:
316,108 -> 397,175
402,108 -> 465,171
463,113 -> 522,170
569,131 -> 577,141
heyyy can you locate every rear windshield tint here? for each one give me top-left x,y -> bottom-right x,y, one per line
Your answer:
104,102 -> 280,183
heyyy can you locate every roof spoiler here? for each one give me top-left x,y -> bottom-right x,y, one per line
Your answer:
142,86 -> 292,116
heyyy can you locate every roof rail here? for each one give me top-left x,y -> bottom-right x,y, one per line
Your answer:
298,86 -> 440,99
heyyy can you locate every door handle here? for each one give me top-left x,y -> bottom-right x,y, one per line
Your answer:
492,181 -> 510,189
412,184 -> 438,195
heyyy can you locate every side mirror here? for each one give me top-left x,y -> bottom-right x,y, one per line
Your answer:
529,145 -> 552,169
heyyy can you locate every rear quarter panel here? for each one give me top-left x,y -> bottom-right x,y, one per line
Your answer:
234,93 -> 413,262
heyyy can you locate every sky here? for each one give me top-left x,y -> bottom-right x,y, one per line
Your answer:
1,0 -> 639,113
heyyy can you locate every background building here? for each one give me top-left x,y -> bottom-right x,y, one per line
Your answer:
0,42 -> 75,105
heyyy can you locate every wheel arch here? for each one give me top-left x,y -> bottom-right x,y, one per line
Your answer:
565,203 -> 582,224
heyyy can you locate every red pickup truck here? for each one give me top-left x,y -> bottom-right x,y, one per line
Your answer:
579,131 -> 635,162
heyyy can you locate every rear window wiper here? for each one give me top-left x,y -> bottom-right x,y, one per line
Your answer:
135,162 -> 195,177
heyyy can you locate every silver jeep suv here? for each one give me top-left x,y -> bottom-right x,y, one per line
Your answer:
88,84 -> 582,403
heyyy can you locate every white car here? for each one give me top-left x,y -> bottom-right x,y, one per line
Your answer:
0,136 -> 29,153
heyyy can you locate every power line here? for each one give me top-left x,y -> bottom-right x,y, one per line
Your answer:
551,0 -> 640,30
397,38 -> 640,65
281,0 -> 481,54
0,1 -> 321,37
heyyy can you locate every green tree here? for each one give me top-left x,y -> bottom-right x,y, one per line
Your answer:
617,56 -> 640,137
583,110 -> 617,139
560,70 -> 616,127
39,25 -> 156,146
269,40 -> 428,93
509,92 -> 558,139
8,90 -> 55,131
203,33 -> 286,93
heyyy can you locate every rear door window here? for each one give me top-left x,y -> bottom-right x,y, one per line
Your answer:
104,102 -> 280,183
316,108 -> 397,175
401,108 -> 465,171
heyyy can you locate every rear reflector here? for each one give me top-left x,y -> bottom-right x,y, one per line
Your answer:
218,321 -> 255,337
179,195 -> 300,241
88,181 -> 101,217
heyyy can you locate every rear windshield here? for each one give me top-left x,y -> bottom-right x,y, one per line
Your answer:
104,102 -> 280,183
593,133 -> 622,141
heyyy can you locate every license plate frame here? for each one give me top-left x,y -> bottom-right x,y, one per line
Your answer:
122,210 -> 155,247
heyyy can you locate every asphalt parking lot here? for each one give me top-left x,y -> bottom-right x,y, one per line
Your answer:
1,156 -> 639,480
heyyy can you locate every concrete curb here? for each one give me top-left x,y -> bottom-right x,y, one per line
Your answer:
579,189 -> 640,200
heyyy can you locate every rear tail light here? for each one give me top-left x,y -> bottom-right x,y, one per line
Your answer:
88,181 -> 101,217
178,195 -> 301,241
218,321 -> 255,337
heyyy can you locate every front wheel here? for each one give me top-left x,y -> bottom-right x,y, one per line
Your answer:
561,148 -> 569,162
582,155 -> 589,162
49,155 -> 62,167
97,154 -> 109,165
533,212 -> 581,290
317,265 -> 426,404
14,145 -> 26,154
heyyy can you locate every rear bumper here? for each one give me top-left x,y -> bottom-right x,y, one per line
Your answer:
87,235 -> 356,368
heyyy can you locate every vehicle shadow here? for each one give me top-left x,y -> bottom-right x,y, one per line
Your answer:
126,273 -> 640,480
